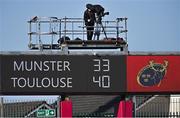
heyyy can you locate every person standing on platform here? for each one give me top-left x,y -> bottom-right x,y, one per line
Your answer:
84,4 -> 96,40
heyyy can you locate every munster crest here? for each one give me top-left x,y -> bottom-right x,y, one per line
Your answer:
137,60 -> 168,87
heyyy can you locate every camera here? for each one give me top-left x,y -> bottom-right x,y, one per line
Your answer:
101,12 -> 109,17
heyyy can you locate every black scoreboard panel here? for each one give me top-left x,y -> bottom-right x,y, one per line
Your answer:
0,55 -> 126,95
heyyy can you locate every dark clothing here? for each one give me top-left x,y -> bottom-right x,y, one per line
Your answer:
84,9 -> 96,26
93,5 -> 104,17
84,9 -> 95,40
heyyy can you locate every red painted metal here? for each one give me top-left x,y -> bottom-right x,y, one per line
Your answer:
60,100 -> 72,118
117,100 -> 133,117
127,56 -> 180,93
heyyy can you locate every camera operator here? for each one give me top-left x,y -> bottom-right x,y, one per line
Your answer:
84,4 -> 96,40
92,4 -> 104,40
92,4 -> 109,40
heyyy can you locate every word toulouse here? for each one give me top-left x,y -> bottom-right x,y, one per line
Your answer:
11,60 -> 72,88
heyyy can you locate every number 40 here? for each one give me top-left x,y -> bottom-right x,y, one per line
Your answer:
93,75 -> 110,88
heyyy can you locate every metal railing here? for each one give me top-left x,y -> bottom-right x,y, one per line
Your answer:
1,95 -> 179,117
135,95 -> 180,117
28,16 -> 128,50
0,96 -> 59,117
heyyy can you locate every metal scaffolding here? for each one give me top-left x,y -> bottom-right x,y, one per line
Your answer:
28,16 -> 128,51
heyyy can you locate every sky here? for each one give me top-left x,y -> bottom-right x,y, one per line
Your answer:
0,0 -> 180,52
0,0 -> 180,100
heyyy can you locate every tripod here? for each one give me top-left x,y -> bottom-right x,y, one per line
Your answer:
93,16 -> 108,40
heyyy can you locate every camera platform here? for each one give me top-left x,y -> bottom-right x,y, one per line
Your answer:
29,39 -> 127,51
28,17 -> 128,52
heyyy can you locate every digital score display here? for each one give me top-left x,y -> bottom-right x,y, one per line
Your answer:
0,54 -> 126,95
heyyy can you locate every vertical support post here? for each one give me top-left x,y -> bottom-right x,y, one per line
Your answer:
133,96 -> 136,117
59,19 -> 61,40
57,96 -> 61,117
83,19 -> 85,40
64,16 -> 67,42
116,18 -> 119,39
124,17 -> 128,42
50,17 -> 53,50
72,21 -> 74,40
29,21 -> 32,47
104,21 -> 107,39
60,97 -> 72,118
38,19 -> 43,51
117,100 -> 133,117
0,97 -> 3,117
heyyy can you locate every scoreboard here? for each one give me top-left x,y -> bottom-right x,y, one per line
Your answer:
1,53 -> 180,95
0,55 -> 126,95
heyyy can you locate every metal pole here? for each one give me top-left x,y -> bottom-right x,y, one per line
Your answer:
57,96 -> 61,117
125,17 -> 128,42
72,22 -> 74,40
64,16 -> 67,41
116,18 -> 119,39
83,20 -> 85,40
50,18 -> 53,50
29,21 -> 32,46
59,19 -> 61,40
38,19 -> 42,51
0,97 -> 4,117
133,96 -> 136,117
36,21 -> 38,44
